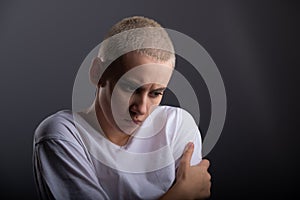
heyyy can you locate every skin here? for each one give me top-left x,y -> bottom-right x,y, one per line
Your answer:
89,51 -> 211,199
91,51 -> 173,145
160,142 -> 211,200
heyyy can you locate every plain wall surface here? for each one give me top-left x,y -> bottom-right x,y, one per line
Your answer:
0,0 -> 298,199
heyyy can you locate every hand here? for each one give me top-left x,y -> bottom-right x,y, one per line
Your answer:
175,142 -> 211,199
159,142 -> 211,200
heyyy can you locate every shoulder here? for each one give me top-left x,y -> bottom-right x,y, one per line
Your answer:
34,110 -> 78,144
156,105 -> 196,126
157,107 -> 202,164
158,105 -> 200,140
151,106 -> 199,139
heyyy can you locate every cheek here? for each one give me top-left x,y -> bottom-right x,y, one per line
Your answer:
152,95 -> 163,105
111,88 -> 131,110
147,97 -> 163,112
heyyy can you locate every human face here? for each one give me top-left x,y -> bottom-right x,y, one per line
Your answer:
97,52 -> 173,136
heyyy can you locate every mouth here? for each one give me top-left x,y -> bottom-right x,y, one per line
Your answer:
132,119 -> 143,125
129,111 -> 144,125
124,119 -> 142,126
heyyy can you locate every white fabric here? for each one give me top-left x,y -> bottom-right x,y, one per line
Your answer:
33,106 -> 202,200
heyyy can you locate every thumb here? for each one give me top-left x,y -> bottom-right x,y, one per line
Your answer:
198,159 -> 210,170
179,142 -> 194,169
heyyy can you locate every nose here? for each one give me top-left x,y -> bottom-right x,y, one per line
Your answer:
130,93 -> 148,116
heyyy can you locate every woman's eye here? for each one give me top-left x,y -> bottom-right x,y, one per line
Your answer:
150,91 -> 163,98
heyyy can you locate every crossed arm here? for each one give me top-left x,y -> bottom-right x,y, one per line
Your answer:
160,142 -> 211,200
34,140 -> 211,200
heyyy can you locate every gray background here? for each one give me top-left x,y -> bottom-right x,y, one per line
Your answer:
0,0 -> 298,199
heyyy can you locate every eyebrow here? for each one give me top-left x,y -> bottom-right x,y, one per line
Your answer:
151,87 -> 166,92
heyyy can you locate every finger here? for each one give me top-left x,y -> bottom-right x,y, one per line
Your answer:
207,172 -> 211,181
198,159 -> 210,170
179,142 -> 194,169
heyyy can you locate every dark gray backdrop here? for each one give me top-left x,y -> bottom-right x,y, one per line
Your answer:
0,0 -> 298,199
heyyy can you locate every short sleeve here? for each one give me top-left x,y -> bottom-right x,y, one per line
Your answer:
33,112 -> 110,200
172,108 -> 202,168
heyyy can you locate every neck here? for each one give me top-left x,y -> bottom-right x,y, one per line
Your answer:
93,96 -> 130,147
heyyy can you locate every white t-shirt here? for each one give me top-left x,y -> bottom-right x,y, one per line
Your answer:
33,106 -> 202,200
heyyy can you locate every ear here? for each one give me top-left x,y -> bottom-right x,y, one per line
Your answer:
89,57 -> 106,87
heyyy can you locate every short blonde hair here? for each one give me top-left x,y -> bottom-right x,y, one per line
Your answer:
98,16 -> 175,66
